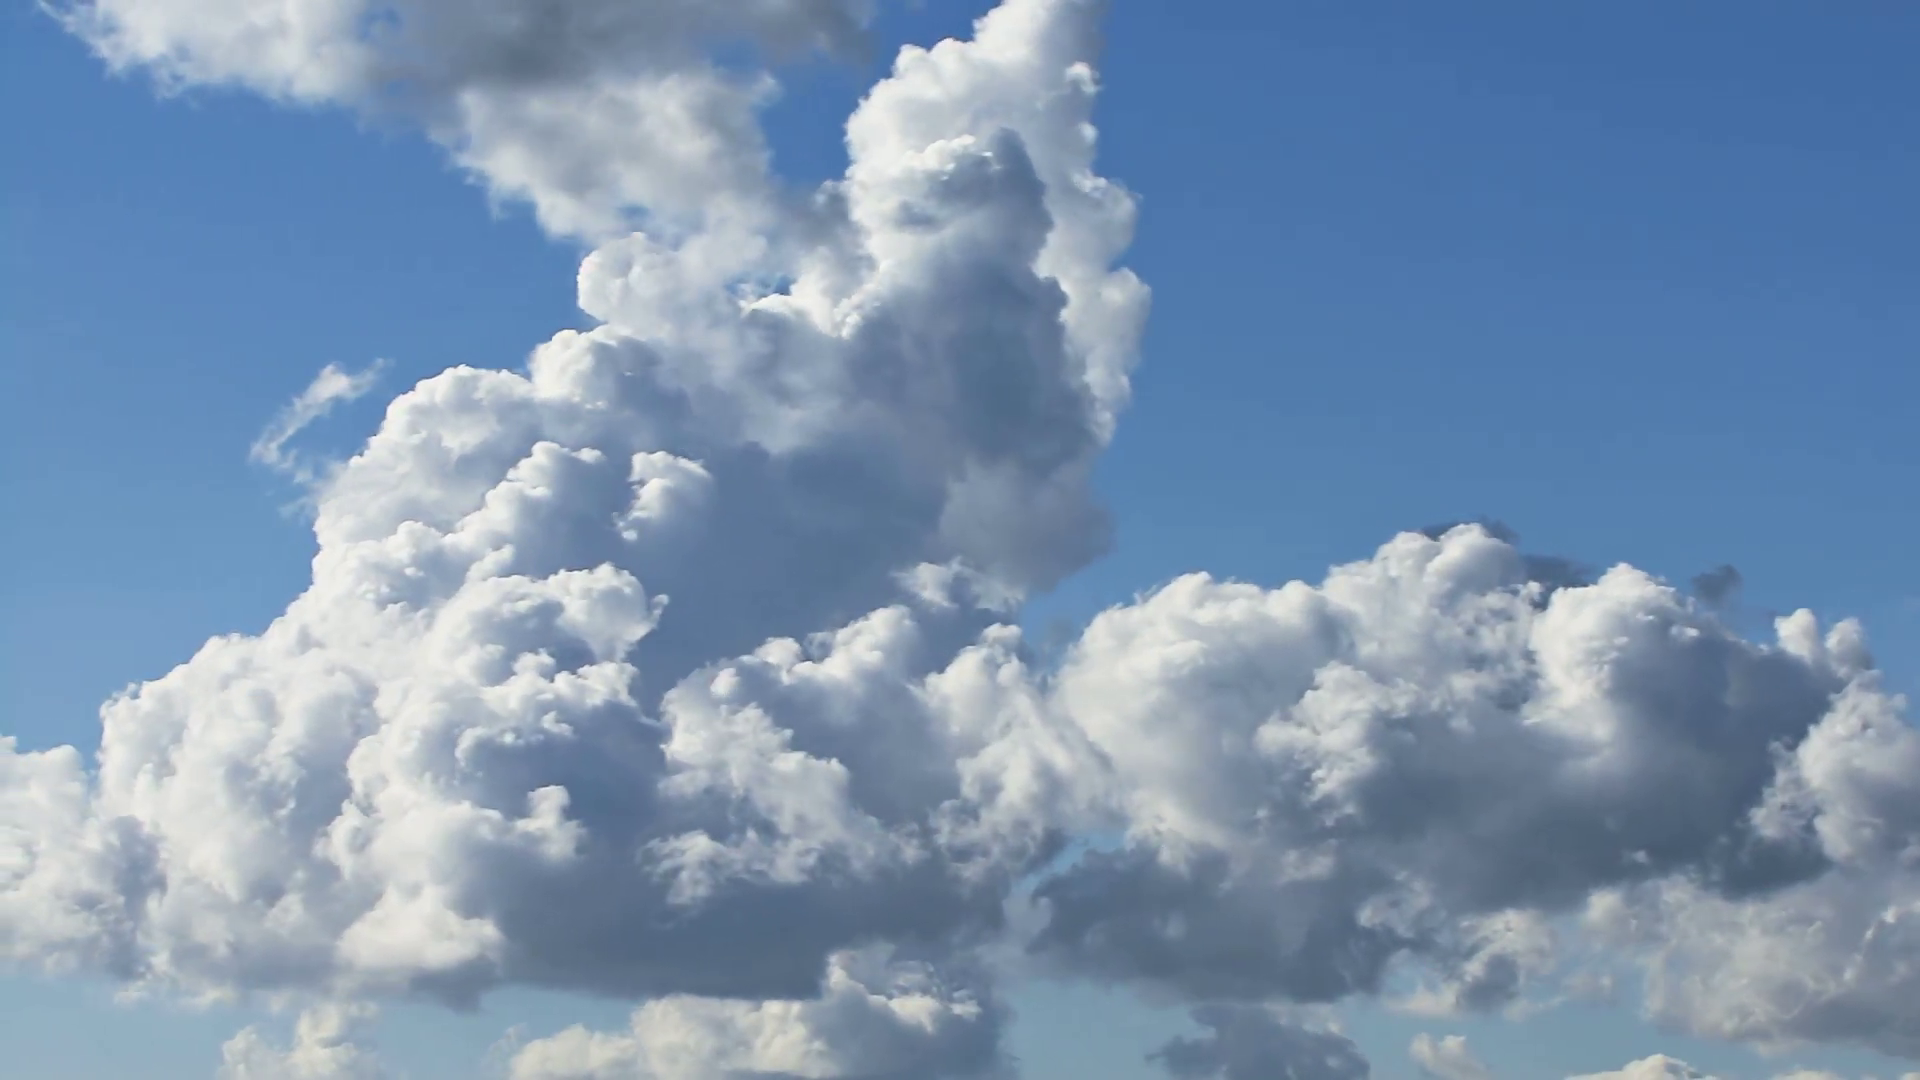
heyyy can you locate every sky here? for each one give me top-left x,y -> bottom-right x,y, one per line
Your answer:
4,2 -> 1920,1079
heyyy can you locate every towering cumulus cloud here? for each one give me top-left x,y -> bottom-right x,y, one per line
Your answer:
14,0 -> 1920,1077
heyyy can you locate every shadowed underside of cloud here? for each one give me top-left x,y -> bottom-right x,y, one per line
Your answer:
1151,1005 -> 1368,1080
13,1 -> 1920,1079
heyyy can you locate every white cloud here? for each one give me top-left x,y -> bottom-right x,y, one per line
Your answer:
251,360 -> 387,482
218,1004 -> 385,1080
506,947 -> 1005,1080
1558,1063 -> 1907,1080
1411,1033 -> 1494,1080
1567,1058 -> 1713,1080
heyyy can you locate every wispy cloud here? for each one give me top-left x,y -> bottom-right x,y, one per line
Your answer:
250,360 -> 387,483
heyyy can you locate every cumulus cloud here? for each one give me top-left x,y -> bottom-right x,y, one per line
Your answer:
1768,1072 -> 1920,1080
22,0 -> 1920,1074
1027,528 -> 1869,1008
1574,654 -> 1920,1059
0,738 -> 110,973
1567,1058 -> 1713,1080
251,360 -> 388,483
218,1004 -> 385,1080
1556,1054 -> 1920,1079
12,4 -> 1141,1072
507,947 -> 1007,1080
1410,1034 -> 1493,1080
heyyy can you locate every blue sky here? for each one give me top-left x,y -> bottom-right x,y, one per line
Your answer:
5,2 -> 1920,1078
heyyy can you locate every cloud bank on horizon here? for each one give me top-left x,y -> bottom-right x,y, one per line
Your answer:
11,1 -> 1920,1077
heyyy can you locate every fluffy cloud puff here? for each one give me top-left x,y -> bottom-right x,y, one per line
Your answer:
1567,1059 -> 1714,1080
1554,1060 -> 1899,1080
218,1004 -> 385,1080
1027,527 -> 1881,1012
507,947 -> 1007,1080
1411,1034 -> 1493,1080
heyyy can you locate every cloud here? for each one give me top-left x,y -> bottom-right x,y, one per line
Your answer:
251,361 -> 388,482
1410,1034 -> 1493,1080
1148,1005 -> 1369,1080
1418,519 -> 1590,592
54,0 -> 880,240
1689,565 -> 1743,607
24,0 -> 1920,1074
11,17 -> 1139,1080
218,1004 -> 385,1080
1567,1058 -> 1713,1080
1561,1063 -> 1909,1080
1567,1060 -> 1920,1080
1026,526 -> 1865,1008
506,947 -> 1007,1080
1578,655 -> 1920,1058
1768,1073 -> 1920,1080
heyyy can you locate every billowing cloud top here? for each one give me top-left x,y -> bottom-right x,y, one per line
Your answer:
14,1 -> 1920,1078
